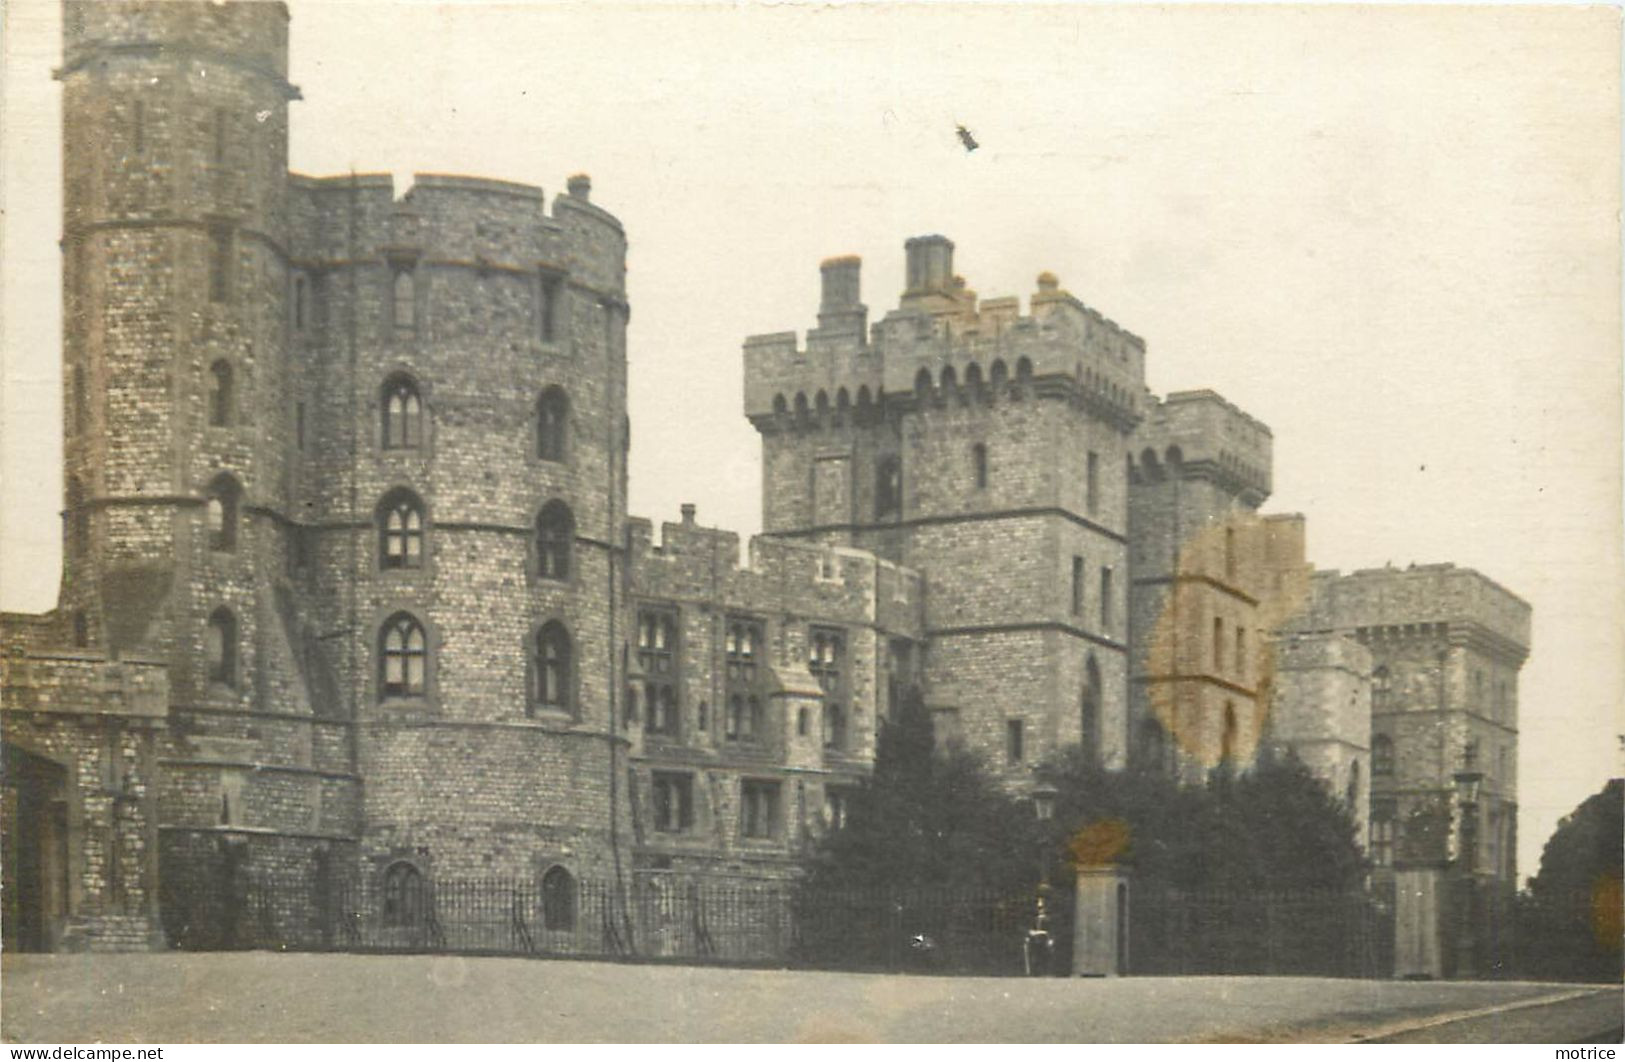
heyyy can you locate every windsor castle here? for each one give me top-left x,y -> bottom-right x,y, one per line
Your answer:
1,1 -> 1530,961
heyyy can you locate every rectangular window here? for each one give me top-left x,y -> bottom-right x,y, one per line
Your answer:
638,608 -> 680,737
393,269 -> 416,331
1235,627 -> 1246,678
1071,556 -> 1085,616
208,226 -> 232,303
1213,617 -> 1224,670
823,787 -> 851,831
1099,566 -> 1113,631
295,400 -> 306,451
1006,719 -> 1025,764
740,779 -> 781,839
809,627 -> 846,750
1370,800 -> 1397,868
1087,451 -> 1100,514
539,273 -> 563,343
652,772 -> 694,834
724,616 -> 763,742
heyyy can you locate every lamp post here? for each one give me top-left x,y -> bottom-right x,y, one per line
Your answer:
1452,769 -> 1483,978
1025,782 -> 1059,976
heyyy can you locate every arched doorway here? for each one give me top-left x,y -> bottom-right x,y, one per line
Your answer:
1081,655 -> 1102,767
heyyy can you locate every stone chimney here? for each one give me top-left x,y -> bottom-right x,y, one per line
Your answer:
680,503 -> 696,526
566,174 -> 591,201
815,255 -> 867,339
904,234 -> 955,294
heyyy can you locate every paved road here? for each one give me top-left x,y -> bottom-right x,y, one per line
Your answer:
1360,989 -> 1622,1044
1,952 -> 1615,1043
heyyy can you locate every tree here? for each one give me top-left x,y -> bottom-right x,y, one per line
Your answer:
1518,778 -> 1623,981
804,686 -> 1037,894
1037,745 -> 1365,893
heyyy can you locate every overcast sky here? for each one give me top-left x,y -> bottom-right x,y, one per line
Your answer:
2,0 -> 1619,879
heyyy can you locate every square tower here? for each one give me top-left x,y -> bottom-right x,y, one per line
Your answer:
744,238 -> 1146,781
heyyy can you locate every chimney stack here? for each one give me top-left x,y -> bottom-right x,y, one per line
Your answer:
815,255 -> 868,339
680,503 -> 696,526
904,234 -> 955,294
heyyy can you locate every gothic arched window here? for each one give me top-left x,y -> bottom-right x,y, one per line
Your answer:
379,612 -> 428,699
378,489 -> 426,569
381,375 -> 423,450
1082,655 -> 1102,767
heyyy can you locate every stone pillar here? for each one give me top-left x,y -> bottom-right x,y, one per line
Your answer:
1393,862 -> 1448,979
1072,866 -> 1130,976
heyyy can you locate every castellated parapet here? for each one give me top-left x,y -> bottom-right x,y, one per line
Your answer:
744,241 -> 1145,435
1131,390 -> 1273,506
622,510 -> 923,874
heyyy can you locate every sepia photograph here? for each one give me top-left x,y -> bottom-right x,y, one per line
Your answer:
0,0 -> 1620,1046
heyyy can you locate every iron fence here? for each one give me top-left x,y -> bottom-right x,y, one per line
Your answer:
163,864 -> 1386,978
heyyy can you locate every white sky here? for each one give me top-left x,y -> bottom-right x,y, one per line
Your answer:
2,0 -> 1620,881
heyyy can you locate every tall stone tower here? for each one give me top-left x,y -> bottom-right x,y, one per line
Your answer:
745,237 -> 1144,779
54,0 -> 357,911
1125,392 -> 1290,780
58,0 -> 293,677
281,168 -> 633,884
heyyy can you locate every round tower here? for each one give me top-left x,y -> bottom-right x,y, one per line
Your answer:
58,0 -> 295,675
57,2 -> 362,940
282,164 -> 633,905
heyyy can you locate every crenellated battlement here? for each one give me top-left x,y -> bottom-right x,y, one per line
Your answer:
1295,564 -> 1531,662
744,238 -> 1146,433
1130,389 -> 1274,503
626,509 -> 925,635
286,170 -> 625,297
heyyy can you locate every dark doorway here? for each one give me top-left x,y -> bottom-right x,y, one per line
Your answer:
2,743 -> 71,952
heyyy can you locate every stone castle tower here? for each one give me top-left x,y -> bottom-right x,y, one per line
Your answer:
744,238 -> 1144,779
33,0 -> 633,944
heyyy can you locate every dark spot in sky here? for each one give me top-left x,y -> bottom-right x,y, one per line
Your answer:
955,125 -> 979,153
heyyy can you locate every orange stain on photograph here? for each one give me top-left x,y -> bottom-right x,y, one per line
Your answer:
1144,512 -> 1312,772
1069,817 -> 1132,869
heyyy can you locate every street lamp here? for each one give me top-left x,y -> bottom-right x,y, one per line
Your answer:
1025,782 -> 1060,975
1452,769 -> 1484,977
1032,782 -> 1058,824
1452,770 -> 1483,872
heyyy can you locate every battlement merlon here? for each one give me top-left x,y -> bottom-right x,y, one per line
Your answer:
743,239 -> 1147,429
285,172 -> 625,298
58,0 -> 296,91
1295,565 -> 1532,666
1132,389 -> 1274,503
626,509 -> 925,636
